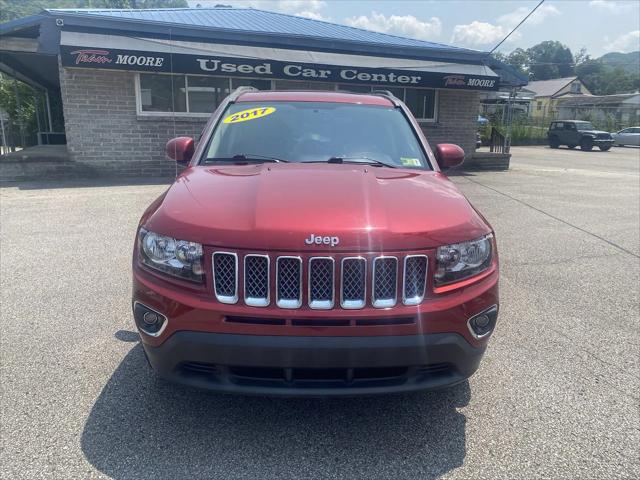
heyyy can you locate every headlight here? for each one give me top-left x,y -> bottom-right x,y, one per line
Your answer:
435,234 -> 493,286
138,228 -> 204,282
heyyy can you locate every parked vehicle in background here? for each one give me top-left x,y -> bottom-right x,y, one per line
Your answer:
612,127 -> 640,146
476,131 -> 482,149
547,120 -> 614,151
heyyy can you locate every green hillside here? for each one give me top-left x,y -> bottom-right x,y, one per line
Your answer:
599,51 -> 640,76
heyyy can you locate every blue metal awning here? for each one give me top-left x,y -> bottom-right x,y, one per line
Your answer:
0,7 -> 527,89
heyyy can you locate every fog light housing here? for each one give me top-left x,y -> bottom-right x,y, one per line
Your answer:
467,305 -> 498,339
133,302 -> 168,337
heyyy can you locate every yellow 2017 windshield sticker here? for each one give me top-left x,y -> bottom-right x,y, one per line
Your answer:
223,107 -> 276,124
400,157 -> 422,167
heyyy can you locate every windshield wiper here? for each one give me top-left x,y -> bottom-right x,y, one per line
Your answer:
321,156 -> 397,168
204,153 -> 289,164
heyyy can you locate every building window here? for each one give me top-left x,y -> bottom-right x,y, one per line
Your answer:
137,73 -> 437,121
137,73 -> 271,115
337,84 -> 437,122
231,78 -> 271,90
337,84 -> 372,93
570,82 -> 581,94
404,88 -> 436,120
536,101 -> 542,111
275,80 -> 334,90
139,74 -> 186,113
186,76 -> 230,113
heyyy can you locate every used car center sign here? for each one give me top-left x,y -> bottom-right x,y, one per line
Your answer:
60,45 -> 499,91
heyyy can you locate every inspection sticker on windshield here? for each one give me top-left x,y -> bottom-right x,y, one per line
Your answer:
223,107 -> 276,124
400,157 -> 421,167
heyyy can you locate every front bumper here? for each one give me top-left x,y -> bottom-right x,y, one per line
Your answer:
142,331 -> 486,396
132,257 -> 499,396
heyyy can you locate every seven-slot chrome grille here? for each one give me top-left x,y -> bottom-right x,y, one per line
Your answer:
211,252 -> 428,310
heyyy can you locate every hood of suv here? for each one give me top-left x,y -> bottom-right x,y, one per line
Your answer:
144,164 -> 491,251
581,130 -> 611,136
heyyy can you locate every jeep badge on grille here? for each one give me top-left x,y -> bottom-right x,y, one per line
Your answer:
305,234 -> 340,247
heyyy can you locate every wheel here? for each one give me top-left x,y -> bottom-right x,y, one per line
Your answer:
580,138 -> 593,151
568,144 -> 576,149
549,137 -> 560,149
599,145 -> 611,151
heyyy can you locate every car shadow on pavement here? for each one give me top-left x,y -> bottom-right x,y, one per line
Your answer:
81,343 -> 470,479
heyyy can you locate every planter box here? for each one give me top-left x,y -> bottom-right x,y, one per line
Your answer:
463,152 -> 511,171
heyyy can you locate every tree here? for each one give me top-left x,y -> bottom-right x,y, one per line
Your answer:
526,41 -> 574,80
494,41 -> 637,94
574,47 -> 590,65
575,58 -> 639,94
506,48 -> 529,76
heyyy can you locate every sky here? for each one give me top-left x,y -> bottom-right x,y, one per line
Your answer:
188,0 -> 640,57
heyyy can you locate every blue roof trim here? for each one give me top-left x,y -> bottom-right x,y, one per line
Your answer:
483,57 -> 529,87
38,7 -> 489,63
46,7 -> 476,52
0,14 -> 47,36
60,23 -> 484,66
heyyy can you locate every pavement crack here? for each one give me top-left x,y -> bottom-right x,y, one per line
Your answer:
463,176 -> 640,259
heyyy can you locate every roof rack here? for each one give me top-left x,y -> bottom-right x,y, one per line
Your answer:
371,89 -> 401,106
228,85 -> 259,102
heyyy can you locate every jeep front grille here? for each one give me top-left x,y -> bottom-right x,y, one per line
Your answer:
276,256 -> 302,308
341,257 -> 366,309
213,251 -> 429,310
212,252 -> 238,304
372,257 -> 398,308
244,254 -> 269,307
403,255 -> 428,305
308,257 -> 335,309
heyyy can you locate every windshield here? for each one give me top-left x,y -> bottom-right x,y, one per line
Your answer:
202,101 -> 430,169
576,122 -> 596,131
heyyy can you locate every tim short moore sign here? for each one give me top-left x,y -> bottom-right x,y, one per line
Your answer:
60,46 -> 499,91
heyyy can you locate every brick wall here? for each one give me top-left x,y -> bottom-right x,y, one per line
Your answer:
59,66 -> 206,178
59,66 -> 480,176
420,89 -> 480,159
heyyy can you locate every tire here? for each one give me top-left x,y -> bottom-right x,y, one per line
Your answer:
549,137 -> 560,149
568,144 -> 576,149
599,145 -> 611,152
580,138 -> 593,151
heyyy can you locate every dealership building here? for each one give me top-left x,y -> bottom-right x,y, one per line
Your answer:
0,7 -> 525,178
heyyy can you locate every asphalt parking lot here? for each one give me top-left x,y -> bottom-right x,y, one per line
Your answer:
1,145 -> 639,479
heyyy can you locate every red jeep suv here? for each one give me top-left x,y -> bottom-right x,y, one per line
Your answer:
132,87 -> 499,396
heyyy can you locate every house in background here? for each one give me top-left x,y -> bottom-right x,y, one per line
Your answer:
479,87 -> 535,120
557,93 -> 640,129
527,76 -> 592,119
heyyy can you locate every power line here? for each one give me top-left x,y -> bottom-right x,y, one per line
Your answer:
489,0 -> 546,54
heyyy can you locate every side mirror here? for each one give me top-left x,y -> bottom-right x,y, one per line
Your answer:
166,137 -> 194,164
434,143 -> 465,169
